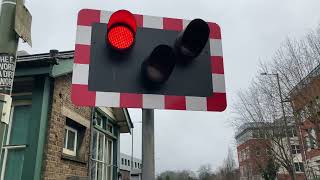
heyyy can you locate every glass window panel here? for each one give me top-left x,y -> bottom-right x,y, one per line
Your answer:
92,130 -> 97,160
98,133 -> 104,161
64,129 -> 67,148
107,140 -> 113,180
91,161 -> 97,180
108,124 -> 113,133
67,130 -> 76,150
103,119 -> 107,130
96,117 -> 102,127
97,162 -> 103,180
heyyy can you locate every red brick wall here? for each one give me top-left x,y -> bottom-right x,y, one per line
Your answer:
237,139 -> 271,176
120,170 -> 130,180
299,120 -> 320,160
277,173 -> 306,180
41,74 -> 91,180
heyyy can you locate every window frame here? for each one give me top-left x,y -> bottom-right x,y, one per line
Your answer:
91,129 -> 114,180
294,162 -> 304,172
291,145 -> 301,155
63,125 -> 78,156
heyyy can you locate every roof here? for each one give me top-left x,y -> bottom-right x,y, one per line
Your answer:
235,122 -> 269,139
16,50 -> 133,133
235,117 -> 295,139
289,63 -> 320,96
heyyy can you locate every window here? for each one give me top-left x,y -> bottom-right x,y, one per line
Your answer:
316,97 -> 320,105
121,158 -> 124,165
91,129 -> 113,180
245,147 -> 250,160
63,126 -> 78,156
291,145 -> 301,154
107,124 -> 113,134
135,162 -> 137,168
294,162 -> 304,172
95,113 -> 114,134
308,128 -> 317,149
125,159 -> 127,165
128,160 -> 130,167
288,127 -> 298,137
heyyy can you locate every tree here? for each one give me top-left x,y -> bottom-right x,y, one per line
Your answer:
234,24 -> 320,179
198,164 -> 215,180
260,158 -> 280,180
215,148 -> 238,180
156,170 -> 197,180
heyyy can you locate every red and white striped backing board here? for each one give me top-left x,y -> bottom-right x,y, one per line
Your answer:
72,9 -> 227,112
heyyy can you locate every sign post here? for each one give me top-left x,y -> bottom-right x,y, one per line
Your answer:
0,0 -> 19,162
0,0 -> 30,162
142,109 -> 155,180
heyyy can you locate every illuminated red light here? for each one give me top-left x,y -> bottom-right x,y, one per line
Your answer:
107,26 -> 134,50
107,10 -> 137,51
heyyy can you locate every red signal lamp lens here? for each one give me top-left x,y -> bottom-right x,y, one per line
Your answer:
107,26 -> 134,50
107,10 -> 137,51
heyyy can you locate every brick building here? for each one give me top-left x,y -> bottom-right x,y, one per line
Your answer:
236,123 -> 272,180
0,50 -> 133,180
290,64 -> 320,179
236,121 -> 306,180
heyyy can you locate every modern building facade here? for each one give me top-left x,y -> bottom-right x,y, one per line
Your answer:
0,50 -> 133,180
119,153 -> 142,180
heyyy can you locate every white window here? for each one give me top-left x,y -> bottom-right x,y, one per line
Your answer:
309,128 -> 317,149
288,127 -> 298,137
294,162 -> 304,172
63,126 -> 78,156
245,147 -> 250,159
91,129 -> 113,180
291,145 -> 301,155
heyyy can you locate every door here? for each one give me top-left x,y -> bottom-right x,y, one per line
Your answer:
1,105 -> 31,180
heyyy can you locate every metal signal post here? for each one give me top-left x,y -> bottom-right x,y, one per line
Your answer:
142,109 -> 155,180
0,0 -> 19,162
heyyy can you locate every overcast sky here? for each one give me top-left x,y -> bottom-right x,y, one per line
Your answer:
8,0 -> 320,174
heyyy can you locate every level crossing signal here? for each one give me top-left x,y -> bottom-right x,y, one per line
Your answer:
72,9 -> 227,112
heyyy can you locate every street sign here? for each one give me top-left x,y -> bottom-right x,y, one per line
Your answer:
0,54 -> 15,95
72,9 -> 227,112
15,0 -> 32,47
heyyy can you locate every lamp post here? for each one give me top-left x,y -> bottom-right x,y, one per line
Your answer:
261,72 -> 297,180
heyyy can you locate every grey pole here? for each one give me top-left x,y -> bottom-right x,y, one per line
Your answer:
142,109 -> 155,180
0,0 -> 19,162
131,127 -> 134,174
275,73 -> 297,180
0,0 -> 19,54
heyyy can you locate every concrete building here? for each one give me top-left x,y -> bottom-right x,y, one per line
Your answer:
0,50 -> 133,180
290,64 -> 320,179
119,153 -> 142,180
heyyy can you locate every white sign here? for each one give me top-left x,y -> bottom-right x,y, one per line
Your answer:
0,54 -> 16,94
